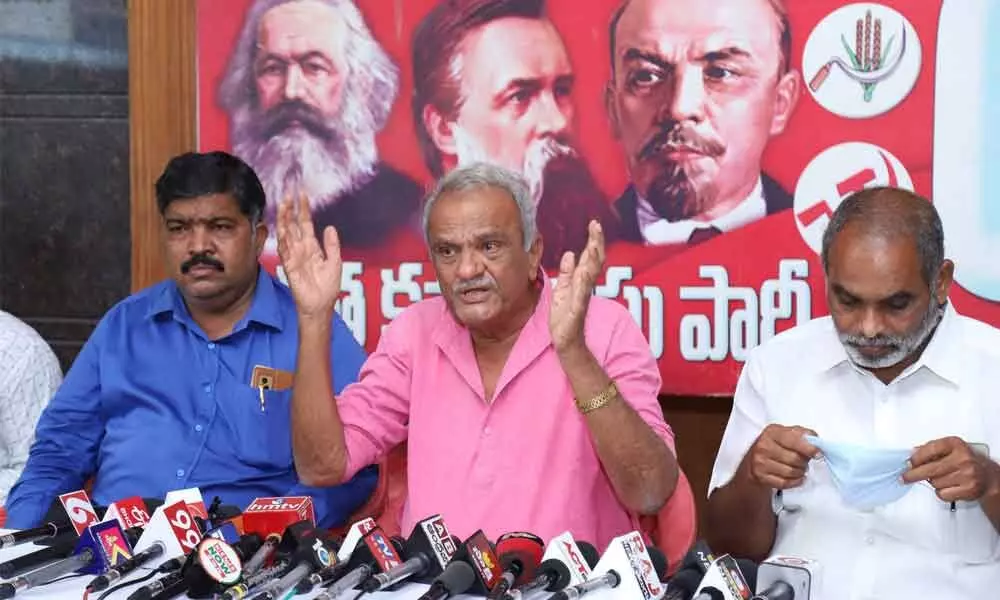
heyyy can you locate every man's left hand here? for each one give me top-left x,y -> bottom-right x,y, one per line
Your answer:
549,220 -> 605,354
903,436 -> 999,503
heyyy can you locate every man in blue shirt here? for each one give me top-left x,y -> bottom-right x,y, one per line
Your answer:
5,151 -> 377,529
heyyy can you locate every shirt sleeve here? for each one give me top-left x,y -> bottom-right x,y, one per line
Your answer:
604,306 -> 675,453
0,330 -> 62,505
707,348 -> 769,498
336,313 -> 414,480
4,320 -> 108,528
285,312 -> 379,528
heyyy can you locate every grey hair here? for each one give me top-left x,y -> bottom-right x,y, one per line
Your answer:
422,162 -> 537,250
821,186 -> 945,286
217,0 -> 398,132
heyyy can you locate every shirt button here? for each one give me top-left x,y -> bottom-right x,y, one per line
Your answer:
207,343 -> 216,350
865,536 -> 875,545
176,469 -> 185,478
483,427 -> 491,436
194,424 -> 203,432
203,384 -> 212,394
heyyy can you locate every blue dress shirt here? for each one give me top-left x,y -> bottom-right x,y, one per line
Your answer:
5,269 -> 376,529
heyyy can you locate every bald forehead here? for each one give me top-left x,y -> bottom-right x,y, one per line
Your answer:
257,0 -> 346,55
613,0 -> 784,75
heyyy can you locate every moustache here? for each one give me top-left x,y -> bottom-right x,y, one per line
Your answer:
453,276 -> 496,294
843,335 -> 901,349
181,254 -> 224,274
639,123 -> 726,162
256,100 -> 333,142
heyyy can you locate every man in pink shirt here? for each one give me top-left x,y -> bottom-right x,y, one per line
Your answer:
277,162 -> 679,548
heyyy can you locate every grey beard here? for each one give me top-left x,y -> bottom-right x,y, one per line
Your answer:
840,300 -> 946,369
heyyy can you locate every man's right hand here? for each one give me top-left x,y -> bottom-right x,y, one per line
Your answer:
276,193 -> 343,320
743,425 -> 820,490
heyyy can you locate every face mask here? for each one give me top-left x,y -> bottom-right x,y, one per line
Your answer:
804,435 -> 914,510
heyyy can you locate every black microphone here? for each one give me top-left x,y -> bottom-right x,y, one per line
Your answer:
416,561 -> 478,600
507,557 -> 573,599
310,528 -> 404,599
549,569 -> 622,600
753,581 -> 795,600
127,568 -> 185,600
0,520 -> 71,549
86,541 -> 167,592
0,533 -> 77,578
664,568 -> 704,600
246,529 -> 334,600
360,515 -> 459,592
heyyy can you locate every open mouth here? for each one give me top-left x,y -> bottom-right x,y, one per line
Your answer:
459,288 -> 491,303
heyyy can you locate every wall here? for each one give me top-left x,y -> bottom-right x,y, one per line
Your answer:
0,0 -> 130,370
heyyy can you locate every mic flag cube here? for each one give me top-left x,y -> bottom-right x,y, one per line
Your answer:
242,496 -> 315,537
59,489 -> 99,536
541,532 -> 593,587
591,531 -> 665,600
73,520 -> 134,575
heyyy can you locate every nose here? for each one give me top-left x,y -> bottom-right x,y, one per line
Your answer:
858,307 -> 884,339
283,63 -> 305,101
533,91 -> 571,137
660,65 -> 707,124
456,249 -> 484,281
188,226 -> 215,256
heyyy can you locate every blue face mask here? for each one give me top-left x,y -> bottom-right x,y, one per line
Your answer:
804,435 -> 914,510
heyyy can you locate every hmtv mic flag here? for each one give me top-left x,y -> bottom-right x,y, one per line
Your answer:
196,0 -> 1000,396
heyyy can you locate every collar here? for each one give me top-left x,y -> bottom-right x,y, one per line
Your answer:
145,268 -> 284,332
432,272 -> 552,400
636,177 -> 766,245
816,302 -> 963,386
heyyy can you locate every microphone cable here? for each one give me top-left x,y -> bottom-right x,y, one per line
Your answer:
94,557 -> 184,600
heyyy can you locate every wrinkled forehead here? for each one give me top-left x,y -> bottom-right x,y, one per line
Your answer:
613,0 -> 783,71
256,0 -> 347,59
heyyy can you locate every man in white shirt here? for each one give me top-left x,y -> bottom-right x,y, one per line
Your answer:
707,186 -> 1000,599
0,311 -> 61,504
605,0 -> 800,246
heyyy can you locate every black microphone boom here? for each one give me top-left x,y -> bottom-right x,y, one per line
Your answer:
416,561 -> 477,600
0,521 -> 70,549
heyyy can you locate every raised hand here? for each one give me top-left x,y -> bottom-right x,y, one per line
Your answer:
549,220 -> 605,354
276,193 -> 343,320
745,425 -> 821,490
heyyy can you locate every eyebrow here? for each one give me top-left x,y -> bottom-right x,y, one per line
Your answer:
255,50 -> 334,68
622,45 -> 756,69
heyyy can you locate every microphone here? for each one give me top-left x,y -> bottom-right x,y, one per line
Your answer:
360,514 -> 458,592
131,500 -> 205,569
549,569 -> 622,600
0,520 -> 134,599
86,541 -> 167,592
309,527 -> 403,599
752,556 -> 819,600
0,520 -> 72,549
334,517 -> 378,562
185,534 -> 262,599
0,533 -> 78,578
244,528 -> 334,600
127,570 -> 186,600
507,557 -> 572,599
664,540 -> 720,600
692,554 -> 756,600
416,561 -> 478,600
102,496 -> 153,530
241,533 -> 281,577
217,559 -> 291,600
587,531 -> 668,600
487,532 -> 545,600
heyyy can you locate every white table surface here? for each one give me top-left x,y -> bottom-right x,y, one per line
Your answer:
0,532 -> 481,600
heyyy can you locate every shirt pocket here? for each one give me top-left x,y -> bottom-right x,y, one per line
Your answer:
228,387 -> 294,470
899,482 -> 1000,564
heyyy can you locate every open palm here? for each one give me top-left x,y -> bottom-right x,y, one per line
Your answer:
549,220 -> 605,352
276,194 -> 343,318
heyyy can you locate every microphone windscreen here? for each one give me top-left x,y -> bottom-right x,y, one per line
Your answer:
496,533 -> 544,583
647,546 -> 669,581
575,541 -> 600,569
439,561 -> 477,594
735,559 -> 758,592
538,558 -> 572,591
667,567 -> 702,594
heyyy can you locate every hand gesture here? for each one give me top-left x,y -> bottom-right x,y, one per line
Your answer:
549,220 -> 605,354
276,194 -> 343,320
745,425 -> 821,490
903,436 -> 998,502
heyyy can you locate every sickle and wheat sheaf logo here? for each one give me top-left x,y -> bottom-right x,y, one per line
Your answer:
803,3 -> 921,119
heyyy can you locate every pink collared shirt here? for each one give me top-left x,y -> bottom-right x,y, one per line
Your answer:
337,278 -> 674,548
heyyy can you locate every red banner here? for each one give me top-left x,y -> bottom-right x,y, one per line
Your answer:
196,0 -> 1000,396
